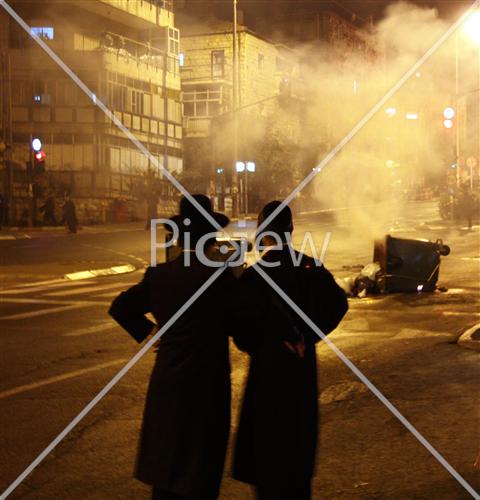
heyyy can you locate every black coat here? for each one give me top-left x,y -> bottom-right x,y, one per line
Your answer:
232,248 -> 349,493
109,255 -> 271,498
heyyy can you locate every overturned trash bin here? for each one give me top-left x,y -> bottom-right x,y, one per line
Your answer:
373,235 -> 450,293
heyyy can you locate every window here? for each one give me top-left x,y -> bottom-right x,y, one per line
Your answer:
143,94 -> 152,116
258,53 -> 264,71
211,50 -> 225,79
110,147 -> 120,172
152,95 -> 164,119
168,27 -> 180,56
179,52 -> 185,67
131,90 -> 143,115
183,86 -> 223,117
167,99 -> 182,123
30,27 -> 54,40
113,86 -> 127,111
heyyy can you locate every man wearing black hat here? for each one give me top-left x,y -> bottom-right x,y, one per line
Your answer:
232,200 -> 349,500
109,194 -> 263,500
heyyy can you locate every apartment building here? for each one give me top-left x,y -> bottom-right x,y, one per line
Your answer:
179,20 -> 304,211
0,0 -> 182,225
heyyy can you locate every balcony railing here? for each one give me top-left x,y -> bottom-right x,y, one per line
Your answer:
100,0 -> 173,12
74,31 -> 179,74
183,117 -> 211,137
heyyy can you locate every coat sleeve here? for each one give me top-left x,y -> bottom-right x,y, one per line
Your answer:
108,268 -> 156,343
310,265 -> 348,338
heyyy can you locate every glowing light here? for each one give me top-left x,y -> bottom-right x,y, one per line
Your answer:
235,161 -> 245,172
385,107 -> 397,117
31,138 -> 42,152
246,161 -> 256,172
417,284 -> 424,292
216,167 -> 224,174
406,113 -> 418,120
443,107 -> 455,119
35,150 -> 46,161
443,119 -> 453,129
464,11 -> 480,45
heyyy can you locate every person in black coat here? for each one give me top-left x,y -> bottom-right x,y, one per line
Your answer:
62,194 -> 78,233
109,195 -> 291,500
232,200 -> 349,500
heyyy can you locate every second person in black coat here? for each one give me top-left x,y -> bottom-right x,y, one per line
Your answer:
232,201 -> 349,500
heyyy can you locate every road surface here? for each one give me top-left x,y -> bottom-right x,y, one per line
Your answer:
0,200 -> 478,499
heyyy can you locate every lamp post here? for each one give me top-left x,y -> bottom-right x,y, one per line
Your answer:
456,10 -> 480,188
464,12 -> 480,188
236,160 -> 255,215
232,0 -> 240,217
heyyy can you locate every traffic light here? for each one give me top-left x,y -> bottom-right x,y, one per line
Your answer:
31,138 -> 46,174
443,107 -> 455,129
33,149 -> 46,173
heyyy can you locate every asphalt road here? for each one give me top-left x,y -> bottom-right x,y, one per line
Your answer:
0,200 -> 479,499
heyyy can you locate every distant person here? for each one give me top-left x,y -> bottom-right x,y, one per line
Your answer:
109,194 -> 280,500
40,194 -> 57,226
458,184 -> 474,230
232,201 -> 349,500
62,195 -> 78,233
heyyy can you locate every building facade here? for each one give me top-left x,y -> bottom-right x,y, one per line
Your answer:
0,0 -> 182,225
179,21 -> 304,213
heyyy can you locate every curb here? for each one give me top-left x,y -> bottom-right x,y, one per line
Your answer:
457,323 -> 480,351
7,226 -> 65,231
64,264 -> 137,281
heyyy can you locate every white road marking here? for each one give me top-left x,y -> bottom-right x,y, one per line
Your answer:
0,359 -> 128,400
0,302 -> 108,321
0,281 -> 92,295
94,291 -> 122,298
65,264 -> 136,281
0,235 -> 16,240
63,322 -> 117,337
7,278 -> 66,289
0,297 -> 72,304
44,282 -> 133,297
441,311 -> 480,316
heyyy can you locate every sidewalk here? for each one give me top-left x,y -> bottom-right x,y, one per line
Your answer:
3,221 -> 146,235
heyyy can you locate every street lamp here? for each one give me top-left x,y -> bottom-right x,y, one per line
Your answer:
464,11 -> 480,44
235,161 -> 255,215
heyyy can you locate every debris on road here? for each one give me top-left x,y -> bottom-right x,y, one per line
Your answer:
337,235 -> 451,298
457,323 -> 480,351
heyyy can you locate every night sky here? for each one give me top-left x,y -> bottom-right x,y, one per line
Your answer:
179,0 -> 475,25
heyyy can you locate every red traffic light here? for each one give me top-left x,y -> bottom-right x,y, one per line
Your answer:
34,150 -> 46,161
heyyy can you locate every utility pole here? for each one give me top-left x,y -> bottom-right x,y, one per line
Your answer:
232,0 -> 239,217
1,51 -> 14,225
455,31 -> 461,186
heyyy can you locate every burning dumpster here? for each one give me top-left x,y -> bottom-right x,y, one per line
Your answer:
373,235 -> 450,293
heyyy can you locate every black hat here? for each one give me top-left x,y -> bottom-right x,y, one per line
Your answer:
258,200 -> 293,234
166,194 -> 229,237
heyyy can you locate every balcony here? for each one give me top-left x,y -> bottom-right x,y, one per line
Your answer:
183,117 -> 211,138
64,0 -> 174,29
